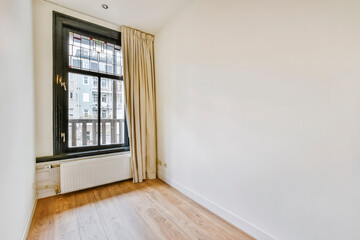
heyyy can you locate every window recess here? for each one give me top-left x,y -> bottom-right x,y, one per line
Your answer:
51,12 -> 129,160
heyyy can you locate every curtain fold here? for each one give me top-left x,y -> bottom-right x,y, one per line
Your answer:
121,26 -> 157,183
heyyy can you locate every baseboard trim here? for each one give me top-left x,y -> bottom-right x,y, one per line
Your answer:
21,193 -> 37,240
158,173 -> 277,240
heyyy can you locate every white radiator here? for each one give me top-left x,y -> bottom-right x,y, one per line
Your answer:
60,154 -> 131,194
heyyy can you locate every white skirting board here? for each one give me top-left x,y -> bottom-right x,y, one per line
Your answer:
157,173 -> 277,240
21,193 -> 37,240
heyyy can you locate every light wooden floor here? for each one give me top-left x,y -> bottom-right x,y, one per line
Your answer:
28,179 -> 254,240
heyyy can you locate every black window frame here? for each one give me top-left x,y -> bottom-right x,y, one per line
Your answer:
38,12 -> 129,163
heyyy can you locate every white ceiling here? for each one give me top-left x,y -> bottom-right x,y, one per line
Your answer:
46,0 -> 194,34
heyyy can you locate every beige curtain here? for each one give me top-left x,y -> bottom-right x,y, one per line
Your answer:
121,26 -> 157,183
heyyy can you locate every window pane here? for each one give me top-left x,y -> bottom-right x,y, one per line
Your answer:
100,52 -> 106,63
99,62 -> 106,73
115,66 -> 122,76
69,56 -> 80,69
81,58 -> 90,70
73,33 -> 81,46
68,72 -> 98,148
100,78 -> 125,145
90,50 -> 97,61
114,46 -> 123,76
106,64 -> 114,74
90,60 -> 99,72
68,32 -> 122,76
81,47 -> 89,58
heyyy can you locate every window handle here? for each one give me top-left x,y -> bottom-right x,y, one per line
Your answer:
57,75 -> 66,91
61,82 -> 67,91
61,133 -> 66,142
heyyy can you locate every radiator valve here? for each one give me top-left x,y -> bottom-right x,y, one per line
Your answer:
55,185 -> 61,194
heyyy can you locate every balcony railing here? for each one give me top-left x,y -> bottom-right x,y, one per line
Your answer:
69,118 -> 125,147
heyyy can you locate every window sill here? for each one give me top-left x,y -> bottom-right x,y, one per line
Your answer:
36,147 -> 130,163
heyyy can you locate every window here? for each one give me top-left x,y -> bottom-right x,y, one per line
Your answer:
52,12 -> 128,159
83,109 -> 89,118
93,93 -> 98,103
83,93 -> 89,102
102,94 -> 107,103
102,109 -> 107,118
102,79 -> 107,88
83,76 -> 89,85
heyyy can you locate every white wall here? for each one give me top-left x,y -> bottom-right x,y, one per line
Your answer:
155,0 -> 360,239
0,0 -> 36,239
33,0 -> 121,157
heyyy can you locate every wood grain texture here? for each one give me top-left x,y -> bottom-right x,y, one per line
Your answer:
28,179 -> 255,240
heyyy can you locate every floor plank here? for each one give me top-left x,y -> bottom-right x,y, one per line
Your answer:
123,180 -> 194,240
28,179 -> 254,240
148,179 -> 253,240
90,185 -> 133,239
53,193 -> 80,240
106,182 -> 157,240
142,181 -> 216,240
74,190 -> 107,240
